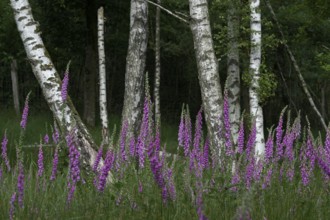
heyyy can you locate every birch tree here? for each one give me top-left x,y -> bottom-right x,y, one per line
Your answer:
98,6 -> 109,144
11,59 -> 20,115
189,0 -> 223,153
249,0 -> 265,158
226,0 -> 241,144
154,0 -> 161,126
10,0 -> 112,181
122,0 -> 148,137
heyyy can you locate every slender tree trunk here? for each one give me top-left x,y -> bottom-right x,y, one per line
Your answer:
265,0 -> 328,130
189,0 -> 223,154
154,0 -> 161,126
98,6 -> 109,144
10,0 -> 112,181
83,0 -> 97,127
122,0 -> 148,138
11,59 -> 20,115
249,0 -> 265,158
226,0 -> 241,145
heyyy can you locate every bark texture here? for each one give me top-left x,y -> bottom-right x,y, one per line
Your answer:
226,0 -> 241,145
249,0 -> 265,158
10,0 -> 112,181
189,0 -> 223,153
83,0 -> 97,127
98,6 -> 109,144
265,0 -> 328,130
154,0 -> 161,126
122,0 -> 148,137
11,59 -> 20,115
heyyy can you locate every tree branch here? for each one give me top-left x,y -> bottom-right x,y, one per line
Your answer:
145,0 -> 189,24
264,0 -> 328,130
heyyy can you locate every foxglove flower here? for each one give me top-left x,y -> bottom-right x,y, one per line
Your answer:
184,110 -> 192,157
120,121 -> 128,162
9,192 -> 16,220
61,70 -> 69,102
178,109 -> 185,147
129,137 -> 136,157
193,108 -> 203,154
37,143 -> 44,177
245,156 -> 255,189
202,138 -> 209,169
1,132 -> 10,171
237,119 -> 245,154
265,131 -> 274,164
230,171 -> 240,192
275,108 -> 286,160
50,147 -> 59,181
97,150 -> 115,192
20,93 -> 30,129
17,162 -> 24,208
93,145 -> 103,172
262,167 -> 273,189
52,128 -> 60,144
43,134 -> 49,144
246,122 -> 256,159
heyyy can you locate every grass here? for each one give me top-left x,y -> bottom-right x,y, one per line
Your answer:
1,108 -> 330,220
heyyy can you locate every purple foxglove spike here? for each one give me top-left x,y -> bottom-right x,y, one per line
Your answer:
9,192 -> 16,220
1,132 -> 11,172
230,171 -> 240,192
93,145 -> 103,172
184,111 -> 192,157
193,108 -> 203,154
237,119 -> 245,154
245,156 -> 255,189
37,143 -> 44,177
265,131 -> 274,164
17,162 -> 24,208
129,137 -> 136,157
262,167 -> 273,189
61,70 -> 69,102
203,138 -> 210,169
43,134 -> 49,144
178,110 -> 185,147
120,121 -> 128,162
50,147 -> 59,181
97,150 -> 114,192
20,93 -> 30,129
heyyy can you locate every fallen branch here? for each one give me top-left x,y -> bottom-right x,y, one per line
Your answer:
265,0 -> 327,130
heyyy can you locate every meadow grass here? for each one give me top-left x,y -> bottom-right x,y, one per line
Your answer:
1,108 -> 330,220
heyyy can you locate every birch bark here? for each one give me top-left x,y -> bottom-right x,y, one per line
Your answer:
226,0 -> 241,145
98,6 -> 109,144
122,0 -> 148,138
249,0 -> 265,158
10,0 -> 112,181
11,59 -> 20,115
189,0 -> 223,154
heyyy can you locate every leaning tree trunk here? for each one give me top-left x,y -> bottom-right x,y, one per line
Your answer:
98,6 -> 109,144
154,0 -> 161,127
249,0 -> 265,158
226,0 -> 241,145
189,0 -> 223,154
122,0 -> 148,138
10,0 -> 112,181
11,59 -> 20,115
83,0 -> 97,127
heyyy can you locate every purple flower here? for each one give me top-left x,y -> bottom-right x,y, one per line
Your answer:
193,108 -> 203,153
166,169 -> 176,201
20,93 -> 30,129
245,156 -> 255,189
306,132 -> 316,170
52,128 -> 60,144
283,132 -> 295,161
202,138 -> 210,169
61,70 -> 69,102
9,192 -> 16,220
275,108 -> 286,160
17,162 -> 24,208
237,119 -> 245,154
223,92 -> 233,156
50,147 -> 59,181
184,109 -> 192,157
300,164 -> 309,186
265,131 -> 274,164
67,182 -> 76,204
178,109 -> 185,147
286,166 -> 294,182
120,121 -> 128,162
230,171 -> 240,192
37,143 -> 44,177
1,132 -> 10,171
93,145 -> 103,172
129,137 -> 136,157
262,167 -> 273,189
43,134 -> 49,144
138,180 -> 143,193
97,150 -> 115,192
316,155 -> 330,177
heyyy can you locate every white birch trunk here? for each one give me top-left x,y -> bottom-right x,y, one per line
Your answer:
249,0 -> 265,158
226,0 -> 241,145
189,0 -> 223,155
122,0 -> 148,137
10,0 -> 112,181
98,6 -> 109,144
11,59 -> 20,115
154,0 -> 161,126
